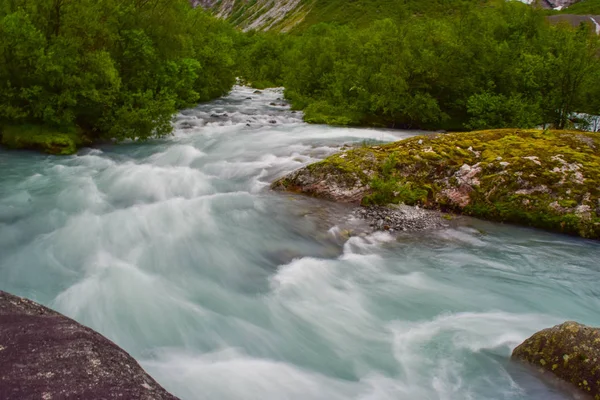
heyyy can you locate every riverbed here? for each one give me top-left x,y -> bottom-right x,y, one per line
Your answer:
1,86 -> 599,399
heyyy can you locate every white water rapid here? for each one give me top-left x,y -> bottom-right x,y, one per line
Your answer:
1,87 -> 599,399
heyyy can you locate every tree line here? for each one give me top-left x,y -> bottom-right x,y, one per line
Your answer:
239,0 -> 600,131
1,0 -> 599,154
0,0 -> 237,151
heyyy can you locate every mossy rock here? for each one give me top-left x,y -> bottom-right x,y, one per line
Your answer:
512,321 -> 600,399
0,124 -> 86,155
272,129 -> 600,239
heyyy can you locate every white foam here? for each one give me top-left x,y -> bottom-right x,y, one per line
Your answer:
143,349 -> 358,400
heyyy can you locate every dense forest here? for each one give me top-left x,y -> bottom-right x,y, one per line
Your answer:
239,1 -> 600,131
1,0 -> 599,153
0,0 -> 238,153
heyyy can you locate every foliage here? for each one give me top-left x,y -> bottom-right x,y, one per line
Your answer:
237,1 -> 600,132
0,0 -> 237,153
0,124 -> 85,155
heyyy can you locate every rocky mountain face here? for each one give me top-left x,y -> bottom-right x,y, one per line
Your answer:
537,0 -> 580,8
194,0 -> 309,31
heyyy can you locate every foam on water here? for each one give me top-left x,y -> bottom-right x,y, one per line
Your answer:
1,86 -> 600,399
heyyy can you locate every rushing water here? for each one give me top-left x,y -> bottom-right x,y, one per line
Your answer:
1,87 -> 600,400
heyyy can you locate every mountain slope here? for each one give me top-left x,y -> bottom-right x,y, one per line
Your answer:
197,0 -> 594,32
196,0 -> 309,31
197,0 -> 489,32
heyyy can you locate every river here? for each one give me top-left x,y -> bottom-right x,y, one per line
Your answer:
1,86 -> 600,399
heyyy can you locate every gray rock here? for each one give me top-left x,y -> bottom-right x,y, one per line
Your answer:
0,291 -> 178,400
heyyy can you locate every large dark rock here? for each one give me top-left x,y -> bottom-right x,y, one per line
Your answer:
0,291 -> 178,400
512,321 -> 600,399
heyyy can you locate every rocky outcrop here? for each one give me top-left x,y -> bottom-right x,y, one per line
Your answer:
272,129 -> 600,239
535,0 -> 581,9
196,0 -> 309,32
0,291 -> 178,400
512,321 -> 600,399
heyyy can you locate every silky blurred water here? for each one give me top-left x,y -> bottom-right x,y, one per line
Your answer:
1,87 -> 599,400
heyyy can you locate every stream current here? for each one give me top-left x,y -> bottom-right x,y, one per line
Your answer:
1,87 -> 600,399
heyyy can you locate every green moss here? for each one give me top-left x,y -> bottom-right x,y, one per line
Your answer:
290,128 -> 600,239
0,124 -> 84,155
512,322 -> 600,399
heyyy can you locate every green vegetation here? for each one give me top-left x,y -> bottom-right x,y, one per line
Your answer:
557,0 -> 600,15
294,0 -> 484,31
2,0 -> 600,156
238,1 -> 600,132
0,125 -> 86,155
0,0 -> 238,154
277,129 -> 600,239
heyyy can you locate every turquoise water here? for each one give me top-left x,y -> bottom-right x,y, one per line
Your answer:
1,87 -> 599,399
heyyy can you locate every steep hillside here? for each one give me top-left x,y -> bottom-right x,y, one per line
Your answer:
196,0 -> 309,31
554,0 -> 600,13
197,0 -> 598,32
197,0 -> 488,32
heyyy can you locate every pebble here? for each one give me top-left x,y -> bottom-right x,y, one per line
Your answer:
353,204 -> 447,233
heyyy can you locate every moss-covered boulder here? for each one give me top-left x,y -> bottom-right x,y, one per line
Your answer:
272,129 -> 600,239
512,321 -> 600,399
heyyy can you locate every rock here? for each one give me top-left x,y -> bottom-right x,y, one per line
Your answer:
253,90 -> 262,94
271,129 -> 600,239
0,291 -> 178,400
512,321 -> 600,399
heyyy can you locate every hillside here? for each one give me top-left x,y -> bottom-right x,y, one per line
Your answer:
197,0 -> 488,32
554,0 -> 600,13
197,0 -> 600,32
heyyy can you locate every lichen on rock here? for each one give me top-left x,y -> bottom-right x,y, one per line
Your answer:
512,321 -> 600,399
272,129 -> 600,239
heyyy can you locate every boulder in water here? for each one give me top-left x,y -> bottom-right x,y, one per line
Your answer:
512,321 -> 600,399
272,129 -> 600,239
0,291 -> 178,400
